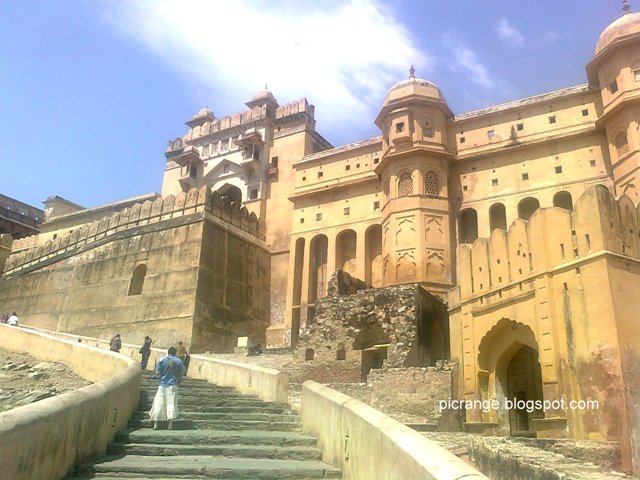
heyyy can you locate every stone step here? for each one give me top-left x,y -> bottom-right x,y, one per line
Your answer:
73,455 -> 342,479
139,395 -> 269,407
114,428 -> 319,447
107,442 -> 323,460
140,388 -> 257,399
137,403 -> 290,414
133,410 -> 299,422
128,418 -> 301,431
139,381 -> 236,392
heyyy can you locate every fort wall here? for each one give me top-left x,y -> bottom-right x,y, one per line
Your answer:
451,185 -> 640,472
0,187 -> 270,352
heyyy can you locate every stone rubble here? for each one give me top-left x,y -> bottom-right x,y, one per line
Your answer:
0,348 -> 91,413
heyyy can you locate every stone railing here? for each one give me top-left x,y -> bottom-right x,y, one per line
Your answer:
0,324 -> 140,480
4,186 -> 266,276
301,381 -> 488,480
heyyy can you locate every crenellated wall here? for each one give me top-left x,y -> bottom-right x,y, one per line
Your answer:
4,186 -> 265,277
0,186 -> 270,353
450,184 -> 640,473
166,98 -> 315,150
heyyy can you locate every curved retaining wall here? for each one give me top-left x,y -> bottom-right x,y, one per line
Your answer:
17,326 -> 288,404
0,324 -> 141,480
301,381 -> 488,480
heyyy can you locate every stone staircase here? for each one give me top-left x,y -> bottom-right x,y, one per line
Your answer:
69,372 -> 341,479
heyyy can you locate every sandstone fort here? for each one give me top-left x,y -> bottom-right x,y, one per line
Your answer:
1,5 -> 640,477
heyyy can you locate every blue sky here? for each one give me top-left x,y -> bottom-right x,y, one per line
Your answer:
0,0 -> 626,210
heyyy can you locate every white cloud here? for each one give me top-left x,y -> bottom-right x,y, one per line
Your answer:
442,32 -> 496,90
100,0 -> 428,144
497,18 -> 524,47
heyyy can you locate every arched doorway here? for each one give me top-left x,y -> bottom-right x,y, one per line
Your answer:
217,184 -> 242,204
477,318 -> 544,435
505,345 -> 544,436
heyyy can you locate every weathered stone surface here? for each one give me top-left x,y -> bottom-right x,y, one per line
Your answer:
0,349 -> 91,413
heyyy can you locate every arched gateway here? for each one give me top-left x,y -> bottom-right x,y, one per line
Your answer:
477,318 -> 544,436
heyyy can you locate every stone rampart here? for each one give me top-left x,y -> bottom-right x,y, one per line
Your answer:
457,185 -> 640,301
0,324 -> 140,480
4,186 -> 265,277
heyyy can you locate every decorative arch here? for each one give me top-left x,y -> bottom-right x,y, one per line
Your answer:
424,170 -> 440,196
397,171 -> 413,197
459,208 -> 478,244
518,197 -> 540,221
476,318 -> 544,435
553,191 -> 573,211
489,203 -> 507,231
478,318 -> 539,371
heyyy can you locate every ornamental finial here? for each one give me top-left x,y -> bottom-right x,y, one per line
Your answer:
409,65 -> 416,79
623,0 -> 631,14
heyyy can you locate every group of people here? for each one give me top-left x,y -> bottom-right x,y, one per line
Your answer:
108,333 -> 190,430
0,312 -> 19,326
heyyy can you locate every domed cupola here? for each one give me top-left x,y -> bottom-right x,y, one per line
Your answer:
379,66 -> 448,112
595,1 -> 640,56
186,107 -> 216,128
375,67 -> 453,156
586,0 -> 640,203
245,85 -> 279,110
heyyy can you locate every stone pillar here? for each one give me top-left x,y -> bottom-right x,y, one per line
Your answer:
299,235 -> 312,327
326,231 -> 336,278
355,227 -> 367,280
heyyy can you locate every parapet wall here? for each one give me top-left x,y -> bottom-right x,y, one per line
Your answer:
457,185 -> 640,301
0,324 -> 140,480
301,381 -> 488,480
4,186 -> 266,277
167,98 -> 314,150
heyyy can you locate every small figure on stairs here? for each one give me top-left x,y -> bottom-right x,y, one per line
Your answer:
139,336 -> 152,369
149,346 -> 185,430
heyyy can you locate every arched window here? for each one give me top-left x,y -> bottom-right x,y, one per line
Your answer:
398,172 -> 413,197
553,191 -> 573,211
489,203 -> 507,231
459,209 -> 478,244
128,264 -> 147,296
518,197 -> 540,221
615,131 -> 629,158
424,170 -> 440,196
383,178 -> 390,196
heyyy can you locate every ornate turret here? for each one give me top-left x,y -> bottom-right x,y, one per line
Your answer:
586,2 -> 640,202
374,68 -> 455,293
